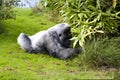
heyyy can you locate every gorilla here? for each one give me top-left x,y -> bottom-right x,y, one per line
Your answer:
17,23 -> 82,59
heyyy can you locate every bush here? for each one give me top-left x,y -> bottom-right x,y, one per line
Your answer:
0,0 -> 18,33
61,0 -> 120,48
39,0 -> 120,48
0,0 -> 18,20
78,37 -> 120,68
37,0 -> 64,22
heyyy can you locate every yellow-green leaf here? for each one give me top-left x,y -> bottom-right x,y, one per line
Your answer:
113,0 -> 117,8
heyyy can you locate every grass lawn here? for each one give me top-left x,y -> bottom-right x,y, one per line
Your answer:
0,8 -> 119,79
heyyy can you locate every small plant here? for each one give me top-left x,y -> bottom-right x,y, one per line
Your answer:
0,0 -> 18,20
38,0 -> 64,22
79,37 -> 120,68
0,0 -> 18,33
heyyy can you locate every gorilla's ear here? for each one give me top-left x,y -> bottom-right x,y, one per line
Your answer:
63,27 -> 72,38
63,27 -> 71,34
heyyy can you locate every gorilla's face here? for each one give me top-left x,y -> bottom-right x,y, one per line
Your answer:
55,23 -> 72,47
58,26 -> 71,41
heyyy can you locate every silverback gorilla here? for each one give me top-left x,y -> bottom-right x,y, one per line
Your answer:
17,23 -> 82,59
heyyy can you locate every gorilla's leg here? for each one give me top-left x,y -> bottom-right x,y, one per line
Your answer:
17,33 -> 33,53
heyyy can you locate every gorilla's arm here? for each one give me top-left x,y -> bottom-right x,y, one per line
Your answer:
58,48 -> 81,59
46,38 -> 81,59
45,32 -> 82,59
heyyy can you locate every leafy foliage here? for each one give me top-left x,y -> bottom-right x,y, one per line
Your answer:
39,0 -> 120,49
61,0 -> 120,48
0,0 -> 18,20
38,0 -> 64,22
0,0 -> 18,33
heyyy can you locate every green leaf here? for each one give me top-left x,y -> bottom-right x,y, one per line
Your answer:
73,39 -> 79,48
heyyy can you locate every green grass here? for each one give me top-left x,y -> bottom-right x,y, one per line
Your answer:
0,8 -> 119,79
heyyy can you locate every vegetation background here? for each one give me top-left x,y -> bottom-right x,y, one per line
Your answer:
0,0 -> 120,79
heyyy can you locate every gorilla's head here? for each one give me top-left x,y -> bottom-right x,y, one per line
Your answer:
49,23 -> 72,48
